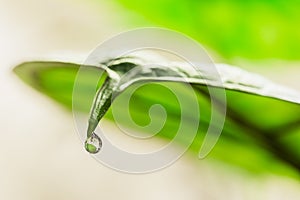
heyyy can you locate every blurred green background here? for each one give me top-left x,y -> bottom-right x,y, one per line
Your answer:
112,0 -> 300,61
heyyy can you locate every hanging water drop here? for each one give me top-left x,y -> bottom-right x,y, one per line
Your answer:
85,132 -> 102,154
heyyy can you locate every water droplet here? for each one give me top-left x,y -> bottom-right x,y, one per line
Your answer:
85,133 -> 102,154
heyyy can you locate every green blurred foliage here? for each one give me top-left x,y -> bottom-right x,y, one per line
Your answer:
113,0 -> 300,61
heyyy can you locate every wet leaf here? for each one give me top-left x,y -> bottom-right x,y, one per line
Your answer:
13,58 -> 300,178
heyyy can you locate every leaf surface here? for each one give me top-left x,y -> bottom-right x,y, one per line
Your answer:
14,59 -> 300,178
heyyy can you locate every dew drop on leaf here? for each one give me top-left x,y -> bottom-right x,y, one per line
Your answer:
85,133 -> 102,154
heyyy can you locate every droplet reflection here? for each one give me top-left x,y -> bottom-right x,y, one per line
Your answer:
85,132 -> 102,154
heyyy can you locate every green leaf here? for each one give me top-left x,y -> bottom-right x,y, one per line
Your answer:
13,59 -> 300,178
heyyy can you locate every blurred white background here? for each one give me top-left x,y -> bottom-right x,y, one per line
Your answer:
1,0 -> 300,199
